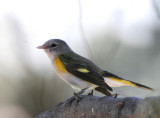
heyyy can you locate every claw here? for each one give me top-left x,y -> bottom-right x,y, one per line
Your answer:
67,87 -> 89,105
73,87 -> 89,102
74,92 -> 81,101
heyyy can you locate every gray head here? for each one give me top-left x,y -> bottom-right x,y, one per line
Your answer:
37,39 -> 72,60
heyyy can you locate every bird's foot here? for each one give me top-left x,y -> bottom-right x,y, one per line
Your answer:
74,92 -> 81,102
67,96 -> 76,106
68,87 -> 89,105
112,93 -> 119,98
74,87 -> 89,102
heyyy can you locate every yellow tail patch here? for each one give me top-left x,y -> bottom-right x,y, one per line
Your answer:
108,77 -> 136,86
105,77 -> 153,91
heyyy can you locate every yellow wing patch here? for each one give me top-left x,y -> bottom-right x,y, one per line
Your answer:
76,68 -> 90,73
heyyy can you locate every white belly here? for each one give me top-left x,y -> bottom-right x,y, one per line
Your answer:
56,71 -> 97,91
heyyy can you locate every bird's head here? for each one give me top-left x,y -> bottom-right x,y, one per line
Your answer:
37,39 -> 72,60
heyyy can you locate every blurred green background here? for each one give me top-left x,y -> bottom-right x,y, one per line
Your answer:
0,0 -> 160,117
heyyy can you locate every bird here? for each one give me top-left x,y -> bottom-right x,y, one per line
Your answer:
37,39 -> 153,96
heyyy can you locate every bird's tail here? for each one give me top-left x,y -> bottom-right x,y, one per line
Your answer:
102,71 -> 154,91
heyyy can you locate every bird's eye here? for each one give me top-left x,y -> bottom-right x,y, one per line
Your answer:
51,43 -> 57,47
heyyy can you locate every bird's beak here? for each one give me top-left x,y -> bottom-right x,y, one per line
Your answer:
37,45 -> 47,49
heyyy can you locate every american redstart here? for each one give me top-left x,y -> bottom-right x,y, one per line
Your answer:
37,39 -> 153,96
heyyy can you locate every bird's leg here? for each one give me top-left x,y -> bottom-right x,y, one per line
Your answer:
112,93 -> 119,98
88,90 -> 93,95
74,87 -> 88,101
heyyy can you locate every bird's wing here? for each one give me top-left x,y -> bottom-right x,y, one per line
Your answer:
58,52 -> 112,91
